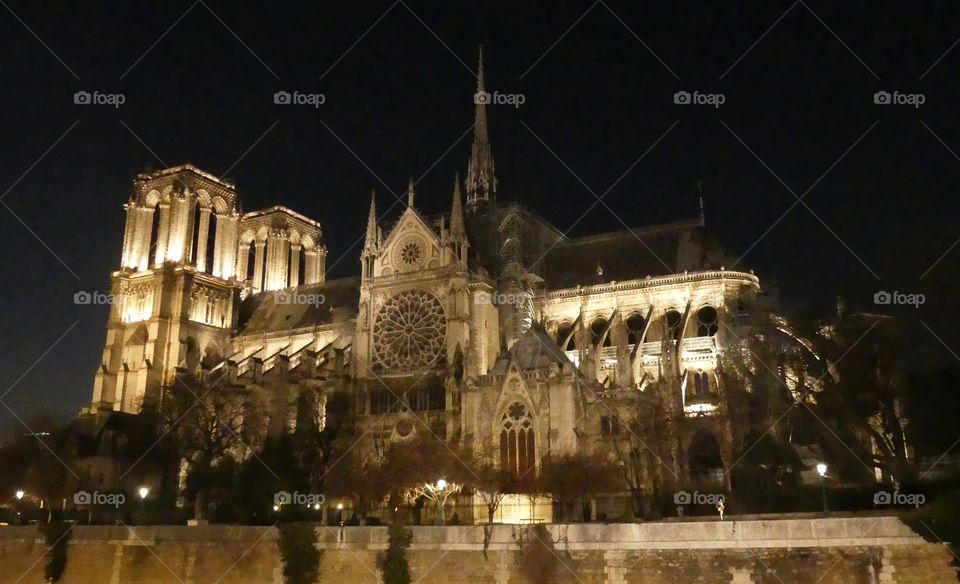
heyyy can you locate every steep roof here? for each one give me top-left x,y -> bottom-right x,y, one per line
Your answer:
237,276 -> 360,334
507,322 -> 577,371
542,218 -> 732,289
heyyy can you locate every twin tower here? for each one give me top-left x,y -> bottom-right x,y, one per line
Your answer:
91,48 -> 497,414
92,164 -> 327,413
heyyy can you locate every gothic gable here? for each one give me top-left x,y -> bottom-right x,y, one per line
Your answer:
496,369 -> 536,419
377,208 -> 442,276
508,322 -> 577,372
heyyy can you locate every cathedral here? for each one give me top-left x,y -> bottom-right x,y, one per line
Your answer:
83,53 -> 784,520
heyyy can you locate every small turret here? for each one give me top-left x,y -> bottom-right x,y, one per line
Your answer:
449,173 -> 469,265
362,190 -> 378,279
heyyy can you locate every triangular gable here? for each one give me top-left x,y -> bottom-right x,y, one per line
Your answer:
496,365 -> 536,417
378,207 -> 443,275
380,206 -> 439,251
508,322 -> 577,372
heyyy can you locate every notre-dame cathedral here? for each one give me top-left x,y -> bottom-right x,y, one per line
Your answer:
84,53 -> 786,518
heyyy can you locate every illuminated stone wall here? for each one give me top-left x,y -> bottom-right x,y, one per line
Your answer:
0,517 -> 954,584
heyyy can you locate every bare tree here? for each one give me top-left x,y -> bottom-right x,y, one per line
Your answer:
161,375 -> 266,520
323,433 -> 391,525
541,452 -> 619,522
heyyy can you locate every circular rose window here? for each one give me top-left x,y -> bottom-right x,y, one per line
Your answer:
391,235 -> 426,271
400,241 -> 422,265
374,290 -> 446,371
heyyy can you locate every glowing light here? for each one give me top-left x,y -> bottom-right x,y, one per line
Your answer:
138,487 -> 149,499
436,479 -> 447,490
15,490 -> 24,500
816,463 -> 828,477
684,403 -> 718,414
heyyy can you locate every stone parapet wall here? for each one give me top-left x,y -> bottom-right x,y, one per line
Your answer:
0,516 -> 954,583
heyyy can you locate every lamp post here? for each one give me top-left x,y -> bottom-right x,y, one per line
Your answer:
14,490 -> 24,525
138,487 -> 149,525
816,463 -> 828,513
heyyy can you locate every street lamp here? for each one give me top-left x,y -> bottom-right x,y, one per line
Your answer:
816,463 -> 828,513
137,487 -> 150,525
14,490 -> 25,525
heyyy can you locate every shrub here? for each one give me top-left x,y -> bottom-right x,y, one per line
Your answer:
517,524 -> 560,584
43,519 -> 73,582
903,490 -> 960,561
278,523 -> 321,584
378,522 -> 413,584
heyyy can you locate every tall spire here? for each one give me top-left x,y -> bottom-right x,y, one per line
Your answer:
407,177 -> 415,208
363,190 -> 377,254
450,172 -> 466,239
466,45 -> 496,212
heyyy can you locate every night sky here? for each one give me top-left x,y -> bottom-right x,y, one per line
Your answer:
1,1 -> 959,438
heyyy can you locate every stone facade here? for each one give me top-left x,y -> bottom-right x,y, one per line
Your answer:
84,53 -> 822,506
0,518 -> 955,583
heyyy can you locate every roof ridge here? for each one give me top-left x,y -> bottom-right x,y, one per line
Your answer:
556,217 -> 702,247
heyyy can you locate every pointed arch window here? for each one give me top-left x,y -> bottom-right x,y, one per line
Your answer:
190,201 -> 203,265
664,309 -> 683,341
591,317 -> 611,347
556,322 -> 575,351
500,402 -> 536,478
689,370 -> 711,396
696,305 -> 718,337
148,202 -> 162,267
626,313 -> 646,345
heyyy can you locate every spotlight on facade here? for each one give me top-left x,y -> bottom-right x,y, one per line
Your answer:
15,490 -> 25,500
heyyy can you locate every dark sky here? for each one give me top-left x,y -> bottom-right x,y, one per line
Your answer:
1,1 -> 959,437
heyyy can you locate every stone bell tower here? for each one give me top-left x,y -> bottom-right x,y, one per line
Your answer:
90,165 -> 242,414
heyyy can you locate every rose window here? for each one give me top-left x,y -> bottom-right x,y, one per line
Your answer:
373,290 -> 446,371
399,241 -> 422,266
